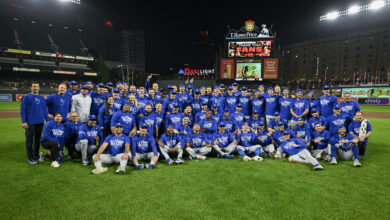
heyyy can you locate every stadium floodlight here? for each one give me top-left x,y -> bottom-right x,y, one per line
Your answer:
369,0 -> 385,10
325,11 -> 340,20
347,5 -> 361,14
58,0 -> 81,5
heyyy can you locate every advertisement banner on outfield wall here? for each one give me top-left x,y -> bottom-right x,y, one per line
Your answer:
16,94 -> 49,101
342,87 -> 390,98
337,97 -> 358,104
358,98 -> 390,105
0,94 -> 12,101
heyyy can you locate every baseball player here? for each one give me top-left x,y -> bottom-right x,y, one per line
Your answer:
210,104 -> 223,123
293,117 -> 312,148
91,123 -> 130,174
348,111 -> 372,155
236,123 -> 263,161
182,105 -> 194,126
185,123 -> 212,160
98,95 -> 115,138
209,86 -> 226,114
329,126 -> 361,167
177,116 -> 192,138
225,86 -> 238,114
290,89 -> 309,129
264,87 -> 280,126
251,90 -> 265,122
191,89 -> 203,115
267,112 -> 288,133
308,109 -> 327,132
199,110 -> 218,136
238,87 -> 251,117
220,109 -> 239,134
138,104 -> 157,137
320,85 -> 338,117
212,122 -> 236,159
158,125 -> 185,165
131,124 -> 159,170
110,101 -> 137,136
164,103 -> 183,129
90,83 -> 107,117
307,90 -> 319,117
275,132 -> 324,170
325,104 -> 349,137
64,112 -> 82,160
340,91 -> 361,122
311,122 -> 330,160
65,80 -> 79,97
71,84 -> 92,123
278,88 -> 293,128
272,122 -> 296,148
46,83 -> 71,123
194,102 -> 208,123
247,111 -> 264,131
75,115 -> 103,165
231,103 -> 245,129
256,121 -> 276,158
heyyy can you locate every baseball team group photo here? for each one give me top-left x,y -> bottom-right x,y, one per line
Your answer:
1,0 -> 390,219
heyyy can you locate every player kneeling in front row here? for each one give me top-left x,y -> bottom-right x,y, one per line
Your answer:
131,124 -> 159,170
329,126 -> 361,167
158,125 -> 185,165
310,122 -> 330,161
92,123 -> 130,174
185,123 -> 212,160
236,123 -> 263,162
275,132 -> 324,170
212,122 -> 236,159
256,121 -> 276,158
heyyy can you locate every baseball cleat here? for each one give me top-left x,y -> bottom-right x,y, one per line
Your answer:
224,154 -> 234,159
82,160 -> 89,166
330,158 -> 337,165
167,158 -> 174,165
252,156 -> 263,162
27,160 -> 38,165
199,156 -> 206,160
146,164 -> 155,169
51,161 -> 61,168
115,167 -> 126,174
38,152 -> 45,163
92,167 -> 108,174
316,150 -> 326,160
175,159 -> 184,164
353,161 -> 361,167
136,164 -> 144,170
243,156 -> 251,161
314,165 -> 324,170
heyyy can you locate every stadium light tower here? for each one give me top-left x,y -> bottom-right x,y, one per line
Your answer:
347,5 -> 361,14
58,0 -> 81,5
369,0 -> 385,10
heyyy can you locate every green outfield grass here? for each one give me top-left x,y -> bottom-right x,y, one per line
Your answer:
0,101 -> 21,111
0,116 -> 389,219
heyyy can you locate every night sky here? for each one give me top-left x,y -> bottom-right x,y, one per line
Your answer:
82,0 -> 386,73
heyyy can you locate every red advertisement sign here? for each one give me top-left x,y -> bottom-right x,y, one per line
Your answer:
220,59 -> 235,79
263,58 -> 278,79
337,97 -> 358,104
16,94 -> 49,101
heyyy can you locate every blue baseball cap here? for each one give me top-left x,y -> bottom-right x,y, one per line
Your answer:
277,121 -> 285,126
236,103 -> 242,107
258,84 -> 264,88
211,103 -> 218,108
219,84 -> 225,88
218,122 -> 226,127
170,90 -> 177,94
112,88 -> 120,93
97,83 -> 105,88
187,85 -> 193,89
267,87 -> 274,91
308,90 -> 314,94
123,101 -> 131,106
179,84 -> 185,88
311,109 -> 318,113
258,121 -> 265,126
139,122 -> 148,128
167,84 -> 172,89
80,84 -> 88,89
194,89 -> 200,94
297,117 -> 303,121
86,81 -> 93,85
283,131 -> 291,135
172,103 -> 179,108
273,111 -> 280,116
114,123 -> 123,127
241,86 -> 247,91
122,81 -> 127,85
116,82 -> 122,86
228,86 -> 233,90
232,82 -> 238,86
107,82 -> 113,87
334,104 -> 341,109
296,89 -> 303,93
200,86 -> 206,90
88,115 -> 97,120
283,88 -> 289,92
70,80 -> 77,85
254,90 -> 260,93
214,86 -> 219,90
252,110 -> 259,114
247,89 -> 251,92
314,122 -> 323,126
224,108 -> 230,113
323,85 -> 330,90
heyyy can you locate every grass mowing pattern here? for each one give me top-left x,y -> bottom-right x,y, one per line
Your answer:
0,101 -> 21,111
0,117 -> 389,219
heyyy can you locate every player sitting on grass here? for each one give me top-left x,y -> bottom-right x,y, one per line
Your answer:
131,124 -> 159,170
92,123 -> 130,174
185,123 -> 212,160
310,122 -> 330,161
39,113 -> 65,168
293,117 -> 312,149
75,115 -> 103,166
158,125 -> 185,165
212,122 -> 236,159
256,121 -> 276,158
348,112 -> 372,156
275,132 -> 324,171
236,123 -> 263,162
329,126 -> 361,167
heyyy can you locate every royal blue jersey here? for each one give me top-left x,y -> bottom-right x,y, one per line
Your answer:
290,98 -> 309,121
273,129 -> 296,146
20,94 -> 49,125
191,99 -> 202,115
110,111 -> 137,135
308,98 -> 320,114
238,95 -> 251,116
264,95 -> 279,116
213,131 -> 235,148
320,94 -> 338,117
325,115 -> 348,136
131,133 -> 158,155
199,95 -> 210,106
178,125 -> 192,138
210,95 -> 226,114
268,119 -> 288,131
65,121 -> 81,140
225,95 -> 238,113
235,131 -> 257,147
90,92 -> 107,117
329,133 -> 356,151
162,99 -> 179,113
194,111 -> 206,123
308,116 -> 327,132
256,130 -> 272,146
199,119 -> 217,134
231,112 -> 245,129
46,93 -> 71,123
40,120 -> 65,147
139,114 -> 157,136
159,133 -> 184,148
280,138 -> 306,156
340,101 -> 361,121
165,112 -> 183,129
98,106 -> 115,127
176,92 -> 191,110
279,97 -> 293,120
251,97 -> 265,117
113,99 -> 123,112
247,118 -> 264,131
76,123 -> 103,146
65,89 -> 79,97
151,111 -> 165,131
348,120 -> 372,144
185,131 -> 210,148
182,113 -> 194,126
211,112 -> 223,123
104,134 -> 130,156
293,123 -> 312,143
311,130 -> 330,150
220,118 -> 238,133
137,96 -> 151,112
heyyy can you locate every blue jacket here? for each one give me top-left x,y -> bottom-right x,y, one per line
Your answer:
40,120 -> 65,147
46,93 -> 71,123
98,106 -> 115,127
20,94 -> 49,125
90,92 -> 107,117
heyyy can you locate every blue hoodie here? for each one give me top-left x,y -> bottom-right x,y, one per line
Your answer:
20,94 -> 49,125
40,120 -> 65,147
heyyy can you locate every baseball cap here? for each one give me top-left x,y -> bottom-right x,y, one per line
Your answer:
179,84 -> 185,88
228,86 -> 233,90
297,117 -> 303,121
308,90 -> 314,94
258,84 -> 264,88
314,122 -> 323,126
123,101 -> 131,106
218,122 -> 226,127
323,85 -> 330,90
170,90 -> 177,94
139,123 -> 148,129
247,89 -> 251,92
236,103 -> 242,107
194,89 -> 201,94
214,86 -> 219,90
241,86 -> 247,91
114,123 -> 123,127
80,84 -> 88,89
86,81 -> 93,85
219,84 -> 225,88
232,82 -> 238,86
277,121 -> 285,126
112,88 -> 120,93
283,131 -> 291,135
224,108 -> 230,113
296,89 -> 303,93
97,83 -> 105,88
187,85 -> 193,89
273,111 -> 280,116
70,80 -> 77,85
88,115 -> 97,120
311,109 -> 318,113
172,103 -> 179,108
167,84 -> 172,89
116,82 -> 122,86
267,87 -> 274,91
107,82 -> 114,87
200,86 -> 206,90
333,104 -> 341,109
283,88 -> 289,92
252,110 -> 259,114
211,103 -> 218,108
258,121 -> 265,126
201,102 -> 208,106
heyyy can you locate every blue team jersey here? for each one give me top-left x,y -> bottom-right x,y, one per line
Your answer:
235,131 -> 257,147
199,95 -> 210,106
268,119 -> 288,131
137,96 -> 151,111
176,92 -> 191,110
279,97 -> 293,120
308,98 -> 320,114
104,134 -> 130,156
238,95 -> 251,116
131,133 -> 158,155
46,93 -> 71,123
199,119 -> 217,134
213,131 -> 235,148
290,98 -> 309,120
311,130 -> 330,149
348,120 -> 372,144
139,114 -> 157,136
256,131 -> 272,146
325,115 -> 348,136
308,116 -> 327,131
20,94 -> 49,125
98,106 -> 115,127
40,120 -> 66,147
251,97 -> 265,117
293,123 -> 312,143
194,111 -> 206,123
159,133 -> 184,148
165,113 -> 183,128
210,95 -> 226,113
76,124 -> 103,146
340,101 -> 361,120
225,95 -> 238,113
110,111 -> 137,135
65,121 -> 81,140
280,138 -> 306,156
185,131 -> 210,148
220,118 -> 238,133
113,99 -> 123,112
182,113 -> 194,126
320,94 -> 338,117
191,99 -> 202,115
329,133 -> 356,150
273,129 -> 295,146
231,112 -> 245,129
264,95 -> 279,116
90,92 -> 107,117
211,112 -> 223,123
247,118 -> 264,131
